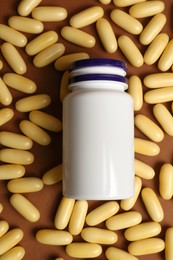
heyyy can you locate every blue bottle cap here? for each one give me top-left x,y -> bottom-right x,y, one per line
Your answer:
70,74 -> 128,84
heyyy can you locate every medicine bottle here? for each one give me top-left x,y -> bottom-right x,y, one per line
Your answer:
63,58 -> 134,200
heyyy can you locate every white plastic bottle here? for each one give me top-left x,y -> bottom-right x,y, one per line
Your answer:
63,58 -> 134,200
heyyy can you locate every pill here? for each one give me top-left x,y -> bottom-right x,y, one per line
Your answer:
158,39 -> 173,71
134,137 -> 160,156
128,75 -> 143,111
0,24 -> 27,47
0,221 -> 9,238
153,104 -> 173,136
99,0 -> 112,4
70,6 -> 104,28
134,114 -> 164,142
129,1 -> 165,18
0,60 -> 3,70
0,77 -> 12,106
106,211 -> 142,230
141,187 -> 164,222
96,18 -> 117,53
144,73 -> 173,88
159,163 -> 173,200
139,13 -> 166,45
165,227 -> 173,260
66,243 -> 102,258
0,108 -> 14,126
10,194 -> 40,222
0,228 -> 24,255
0,131 -> 33,150
15,94 -> 51,112
0,165 -> 25,180
7,177 -> 43,193
0,204 -> 3,214
42,164 -> 62,185
144,86 -> 173,104
128,238 -> 165,256
55,258 -> 64,260
54,197 -> 75,230
124,221 -> 161,241
81,227 -> 118,244
118,35 -> 143,67
110,9 -> 143,35
19,120 -> 51,146
26,31 -> 58,56
60,70 -> 71,101
17,0 -> 42,16
69,200 -> 88,235
0,149 -> 34,165
8,16 -> 44,34
36,229 -> 73,245
86,201 -> 119,226
120,176 -> 142,211
0,246 -> 25,260
55,53 -> 90,71
106,247 -> 138,260
135,159 -> 155,179
29,110 -> 62,132
1,42 -> 27,75
33,43 -> 65,68
32,6 -> 67,22
144,33 -> 169,65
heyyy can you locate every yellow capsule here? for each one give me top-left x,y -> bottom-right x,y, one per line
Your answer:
0,221 -> 9,238
120,176 -> 142,211
159,163 -> 173,200
165,227 -> 173,260
55,258 -> 64,260
128,75 -> 143,111
19,120 -> 51,146
0,131 -> 33,150
0,228 -> 24,256
0,149 -> 34,165
128,238 -> 165,256
110,9 -> 143,35
10,194 -> 40,222
134,137 -> 160,156
55,53 -> 90,71
0,246 -> 25,260
61,26 -> 96,48
144,86 -> 173,104
0,165 -> 25,180
125,221 -> 161,241
54,197 -> 75,230
15,94 -> 51,112
106,211 -> 142,231
69,200 -> 88,235
118,35 -> 143,67
153,103 -> 173,136
106,247 -> 138,260
1,42 -> 27,75
140,13 -> 166,45
141,187 -> 164,222
8,16 -> 44,34
144,33 -> 169,65
0,60 -> 3,70
60,70 -> 71,102
99,0 -> 112,4
32,6 -> 67,22
33,43 -> 65,68
81,227 -> 118,245
42,164 -> 62,185
96,18 -> 117,53
7,177 -> 43,193
17,0 -> 42,16
70,6 -> 104,28
0,77 -> 12,106
3,73 -> 37,94
25,31 -> 58,56
144,73 -> 173,88
135,159 -> 155,179
129,1 -> 165,18
36,229 -> 72,245
0,108 -> 14,126
158,39 -> 173,71
134,114 -> 164,142
0,24 -> 27,47
0,204 -> 3,214
86,201 -> 119,226
66,243 -> 102,258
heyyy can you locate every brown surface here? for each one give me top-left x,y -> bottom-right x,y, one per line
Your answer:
0,0 -> 173,259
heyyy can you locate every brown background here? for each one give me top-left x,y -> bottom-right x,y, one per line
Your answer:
0,0 -> 173,259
